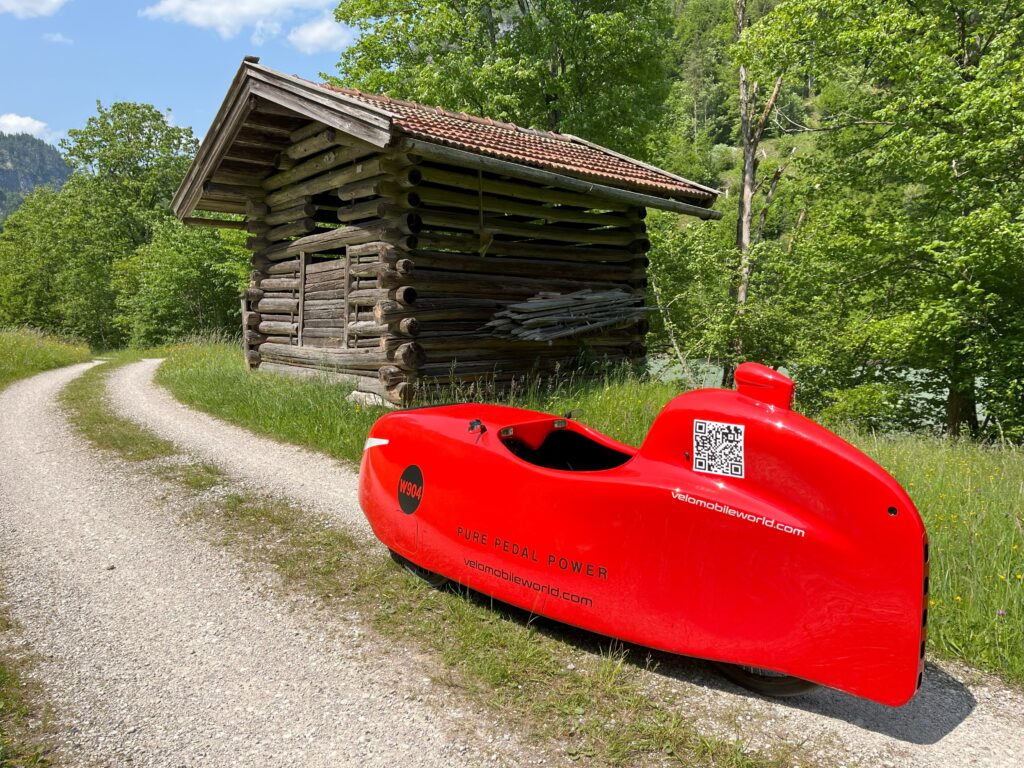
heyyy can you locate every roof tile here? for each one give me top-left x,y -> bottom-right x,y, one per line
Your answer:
319,83 -> 716,203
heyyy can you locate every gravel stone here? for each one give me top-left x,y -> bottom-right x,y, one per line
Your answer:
105,358 -> 1024,768
0,363 -> 541,767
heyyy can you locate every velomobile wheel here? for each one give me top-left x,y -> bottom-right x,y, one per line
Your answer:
713,663 -> 819,697
389,549 -> 449,588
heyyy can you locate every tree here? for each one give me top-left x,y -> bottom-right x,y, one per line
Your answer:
744,0 -> 1024,437
330,0 -> 672,156
0,102 -> 245,349
114,217 -> 249,346
61,101 -> 197,212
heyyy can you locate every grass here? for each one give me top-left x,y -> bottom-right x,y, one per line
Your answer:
0,328 -> 91,392
157,341 -> 1024,689
854,433 -> 1024,680
0,599 -> 49,767
59,349 -> 177,461
67,351 -> 798,767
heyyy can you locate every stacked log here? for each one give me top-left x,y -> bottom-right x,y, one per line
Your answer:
235,115 -> 650,405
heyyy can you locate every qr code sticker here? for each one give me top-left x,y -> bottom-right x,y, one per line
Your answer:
693,419 -> 745,478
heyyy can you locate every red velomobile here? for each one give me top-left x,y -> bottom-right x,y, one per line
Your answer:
358,363 -> 929,706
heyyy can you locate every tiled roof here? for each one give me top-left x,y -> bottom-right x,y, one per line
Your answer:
320,84 -> 716,204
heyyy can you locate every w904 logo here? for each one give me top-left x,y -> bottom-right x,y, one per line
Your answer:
398,465 -> 424,514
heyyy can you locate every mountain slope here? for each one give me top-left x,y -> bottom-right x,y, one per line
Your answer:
0,133 -> 70,223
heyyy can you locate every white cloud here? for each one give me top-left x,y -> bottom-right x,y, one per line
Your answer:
141,0 -> 327,39
0,0 -> 68,18
251,19 -> 281,45
42,32 -> 73,44
0,113 -> 49,138
287,12 -> 354,54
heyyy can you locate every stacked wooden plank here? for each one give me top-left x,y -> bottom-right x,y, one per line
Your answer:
485,290 -> 649,341
234,111 -> 650,405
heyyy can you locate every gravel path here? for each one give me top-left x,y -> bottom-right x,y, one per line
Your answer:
109,358 -> 365,528
0,364 -> 533,767
105,358 -> 1024,768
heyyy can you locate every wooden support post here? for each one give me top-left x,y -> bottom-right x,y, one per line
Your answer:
298,252 -> 307,346
342,248 -> 350,348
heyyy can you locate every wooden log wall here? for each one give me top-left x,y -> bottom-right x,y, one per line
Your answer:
236,113 -> 649,406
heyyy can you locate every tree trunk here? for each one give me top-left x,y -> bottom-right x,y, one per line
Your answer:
724,0 -> 783,389
946,370 -> 979,437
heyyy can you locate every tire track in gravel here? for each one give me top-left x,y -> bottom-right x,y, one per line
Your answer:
0,363 -> 537,768
108,358 -> 1024,768
110,358 -> 365,529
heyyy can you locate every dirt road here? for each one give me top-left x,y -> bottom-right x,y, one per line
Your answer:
0,364 -> 532,767
105,358 -> 1024,768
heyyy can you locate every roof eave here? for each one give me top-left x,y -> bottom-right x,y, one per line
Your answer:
401,138 -> 722,220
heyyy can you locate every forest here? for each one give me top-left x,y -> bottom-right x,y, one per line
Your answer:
0,0 -> 1020,440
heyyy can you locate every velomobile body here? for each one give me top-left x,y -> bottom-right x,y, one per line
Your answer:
358,363 -> 929,706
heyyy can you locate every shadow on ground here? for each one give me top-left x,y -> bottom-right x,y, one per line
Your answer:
448,580 -> 975,746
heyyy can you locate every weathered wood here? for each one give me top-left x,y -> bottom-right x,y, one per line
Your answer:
412,185 -> 636,228
374,298 -> 500,323
378,365 -> 407,387
414,233 -> 636,262
210,168 -> 273,186
297,252 -> 307,346
288,121 -> 329,145
336,199 -> 410,223
347,285 -> 416,306
224,145 -> 279,165
247,200 -> 270,218
258,341 -> 424,371
183,216 -> 246,230
266,217 -> 316,242
246,220 -> 271,235
336,174 -> 396,202
263,144 -> 376,191
234,126 -> 289,149
259,320 -> 298,335
256,298 -> 298,313
257,361 -> 408,405
417,209 -> 644,246
408,250 -> 635,281
414,165 -> 628,212
203,181 -> 265,200
306,258 -> 346,275
244,312 -> 262,329
256,220 -> 419,261
265,200 -> 316,226
285,129 -> 338,160
405,139 -> 721,220
348,318 -> 420,337
194,198 -> 247,214
240,112 -> 299,136
260,277 -> 300,292
264,262 -> 299,276
265,154 -> 413,208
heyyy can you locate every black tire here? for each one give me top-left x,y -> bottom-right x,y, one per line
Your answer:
389,549 -> 450,588
713,662 -> 819,697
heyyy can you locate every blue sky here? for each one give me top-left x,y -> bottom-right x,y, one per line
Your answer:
0,0 -> 356,145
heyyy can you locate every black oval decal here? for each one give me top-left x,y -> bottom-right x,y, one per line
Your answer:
398,464 -> 424,514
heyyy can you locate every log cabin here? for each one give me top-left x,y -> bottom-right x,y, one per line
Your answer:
172,58 -> 721,405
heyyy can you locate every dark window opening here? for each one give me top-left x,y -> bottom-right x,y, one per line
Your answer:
501,429 -> 632,471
